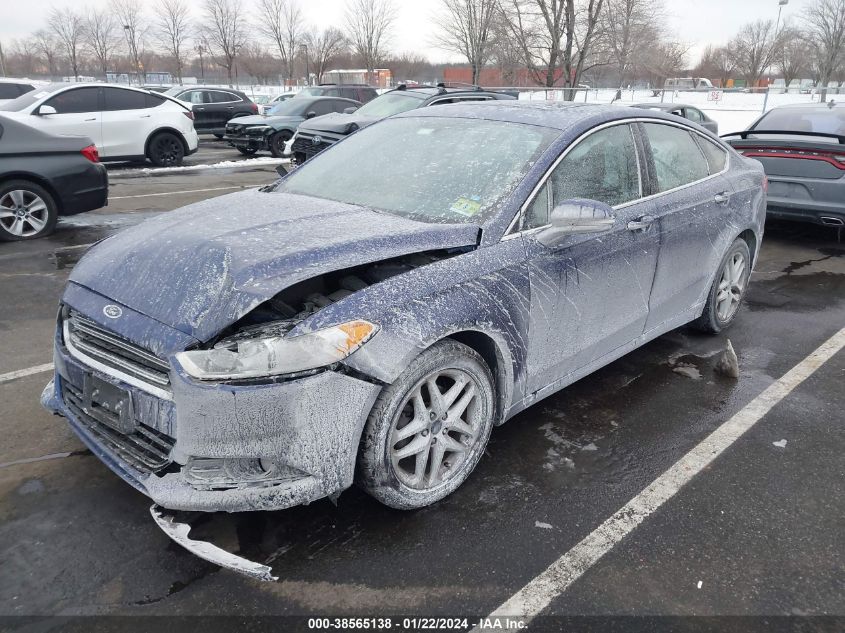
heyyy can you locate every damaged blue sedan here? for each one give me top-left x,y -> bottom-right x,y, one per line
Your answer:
42,102 -> 767,514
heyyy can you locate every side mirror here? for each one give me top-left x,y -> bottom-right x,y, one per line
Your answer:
36,104 -> 57,116
343,106 -> 358,114
305,111 -> 317,119
538,199 -> 615,248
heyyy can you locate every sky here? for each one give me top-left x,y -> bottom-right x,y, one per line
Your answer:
0,0 -> 817,64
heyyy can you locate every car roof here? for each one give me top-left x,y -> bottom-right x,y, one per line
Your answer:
393,101 -> 697,132
631,103 -> 699,110
390,85 -> 509,99
767,101 -> 843,111
299,95 -> 361,104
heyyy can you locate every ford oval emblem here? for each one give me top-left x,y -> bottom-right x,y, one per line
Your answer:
312,135 -> 322,146
103,305 -> 123,319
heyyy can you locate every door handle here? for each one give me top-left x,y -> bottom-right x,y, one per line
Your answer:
84,117 -> 97,121
627,215 -> 656,232
227,106 -> 235,110
714,192 -> 731,205
140,114 -> 151,118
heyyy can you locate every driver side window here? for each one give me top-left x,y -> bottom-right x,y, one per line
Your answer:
522,123 -> 642,231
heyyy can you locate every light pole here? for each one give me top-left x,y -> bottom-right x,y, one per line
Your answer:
300,44 -> 310,87
196,44 -> 205,82
775,0 -> 789,37
123,24 -> 141,85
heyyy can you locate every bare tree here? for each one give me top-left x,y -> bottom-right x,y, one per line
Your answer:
602,0 -> 662,89
345,0 -> 397,83
433,0 -> 498,84
47,7 -> 86,80
255,0 -> 306,84
112,0 -> 148,83
86,9 -> 119,78
33,30 -> 59,79
774,24 -> 811,92
203,0 -> 247,87
305,27 -> 348,84
729,19 -> 777,87
0,40 -> 7,77
156,0 -> 192,84
488,7 -> 523,84
803,0 -> 845,101
499,0 -> 606,97
641,39 -> 689,90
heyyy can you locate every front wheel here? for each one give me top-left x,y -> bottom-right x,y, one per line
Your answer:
148,132 -> 185,167
236,146 -> 258,156
357,340 -> 495,510
269,131 -> 292,158
692,238 -> 751,333
0,180 -> 58,241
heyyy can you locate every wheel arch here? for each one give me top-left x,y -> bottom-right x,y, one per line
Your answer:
144,127 -> 189,158
738,228 -> 758,266
445,330 -> 513,426
0,173 -> 63,215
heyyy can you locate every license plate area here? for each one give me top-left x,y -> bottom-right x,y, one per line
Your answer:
83,373 -> 135,434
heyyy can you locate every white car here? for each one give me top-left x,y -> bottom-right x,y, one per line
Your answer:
0,83 -> 199,166
0,78 -> 38,106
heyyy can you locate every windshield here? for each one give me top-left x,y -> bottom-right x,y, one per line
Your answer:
355,92 -> 426,117
163,87 -> 184,97
753,107 -> 844,136
295,87 -> 332,98
278,117 -> 559,224
0,83 -> 64,112
266,99 -> 309,116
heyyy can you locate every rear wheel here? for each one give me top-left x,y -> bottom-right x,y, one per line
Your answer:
357,340 -> 495,510
148,132 -> 185,167
692,238 -> 751,333
0,180 -> 58,241
269,131 -> 292,158
236,146 -> 258,156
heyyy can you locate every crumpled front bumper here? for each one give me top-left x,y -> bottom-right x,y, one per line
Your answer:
43,331 -> 382,513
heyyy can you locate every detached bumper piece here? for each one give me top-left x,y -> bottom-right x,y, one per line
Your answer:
150,505 -> 277,582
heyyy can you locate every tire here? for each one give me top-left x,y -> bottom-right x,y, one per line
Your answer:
357,339 -> 495,510
236,146 -> 258,156
269,131 -> 292,158
0,180 -> 58,241
213,133 -> 224,139
692,238 -> 751,333
147,132 -> 185,167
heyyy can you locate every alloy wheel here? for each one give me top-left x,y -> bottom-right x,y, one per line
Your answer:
716,251 -> 747,322
389,369 -> 483,490
154,136 -> 182,165
0,190 -> 49,237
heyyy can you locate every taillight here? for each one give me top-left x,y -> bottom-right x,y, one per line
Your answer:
183,111 -> 195,121
762,175 -> 769,193
740,147 -> 845,170
251,103 -> 258,114
81,144 -> 99,163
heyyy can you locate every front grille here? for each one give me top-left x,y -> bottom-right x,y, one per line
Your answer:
64,311 -> 171,393
63,381 -> 175,473
291,132 -> 337,162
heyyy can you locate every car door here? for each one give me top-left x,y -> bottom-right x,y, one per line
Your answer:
519,122 -> 660,394
36,87 -> 103,150
638,121 -> 735,332
180,90 -> 210,132
101,87 -> 156,157
207,90 -> 242,129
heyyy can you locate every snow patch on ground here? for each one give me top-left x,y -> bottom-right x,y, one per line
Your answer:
110,156 -> 290,176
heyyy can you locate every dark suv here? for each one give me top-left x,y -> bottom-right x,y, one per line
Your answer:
291,84 -> 516,164
294,84 -> 378,104
164,87 -> 258,136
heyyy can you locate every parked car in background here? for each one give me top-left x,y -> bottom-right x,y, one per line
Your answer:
225,96 -> 361,157
42,103 -> 764,552
631,103 -> 719,134
0,115 -> 107,240
164,86 -> 257,137
723,102 -> 844,227
294,83 -> 378,104
254,93 -> 296,114
0,83 -> 198,166
292,84 -> 516,164
0,79 -> 36,105
664,78 -> 714,91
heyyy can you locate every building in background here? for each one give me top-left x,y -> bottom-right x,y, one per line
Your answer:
322,69 -> 392,88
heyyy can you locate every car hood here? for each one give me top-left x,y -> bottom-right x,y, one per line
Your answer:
301,112 -> 383,135
69,189 -> 481,341
230,114 -> 302,127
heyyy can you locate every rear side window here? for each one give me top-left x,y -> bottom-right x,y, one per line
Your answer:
146,93 -> 166,108
0,84 -> 19,99
685,108 -> 704,123
209,91 -> 240,103
549,124 -> 642,207
45,87 -> 100,114
695,136 -> 728,174
180,90 -> 206,105
643,123 -> 710,192
103,87 -> 148,111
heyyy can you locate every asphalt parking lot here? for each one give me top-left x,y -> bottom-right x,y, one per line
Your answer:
0,139 -> 843,629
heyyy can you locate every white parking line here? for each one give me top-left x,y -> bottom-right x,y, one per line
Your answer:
474,326 -> 845,627
111,185 -> 251,200
0,363 -> 54,384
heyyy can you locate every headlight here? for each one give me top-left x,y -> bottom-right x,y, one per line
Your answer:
176,320 -> 378,380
